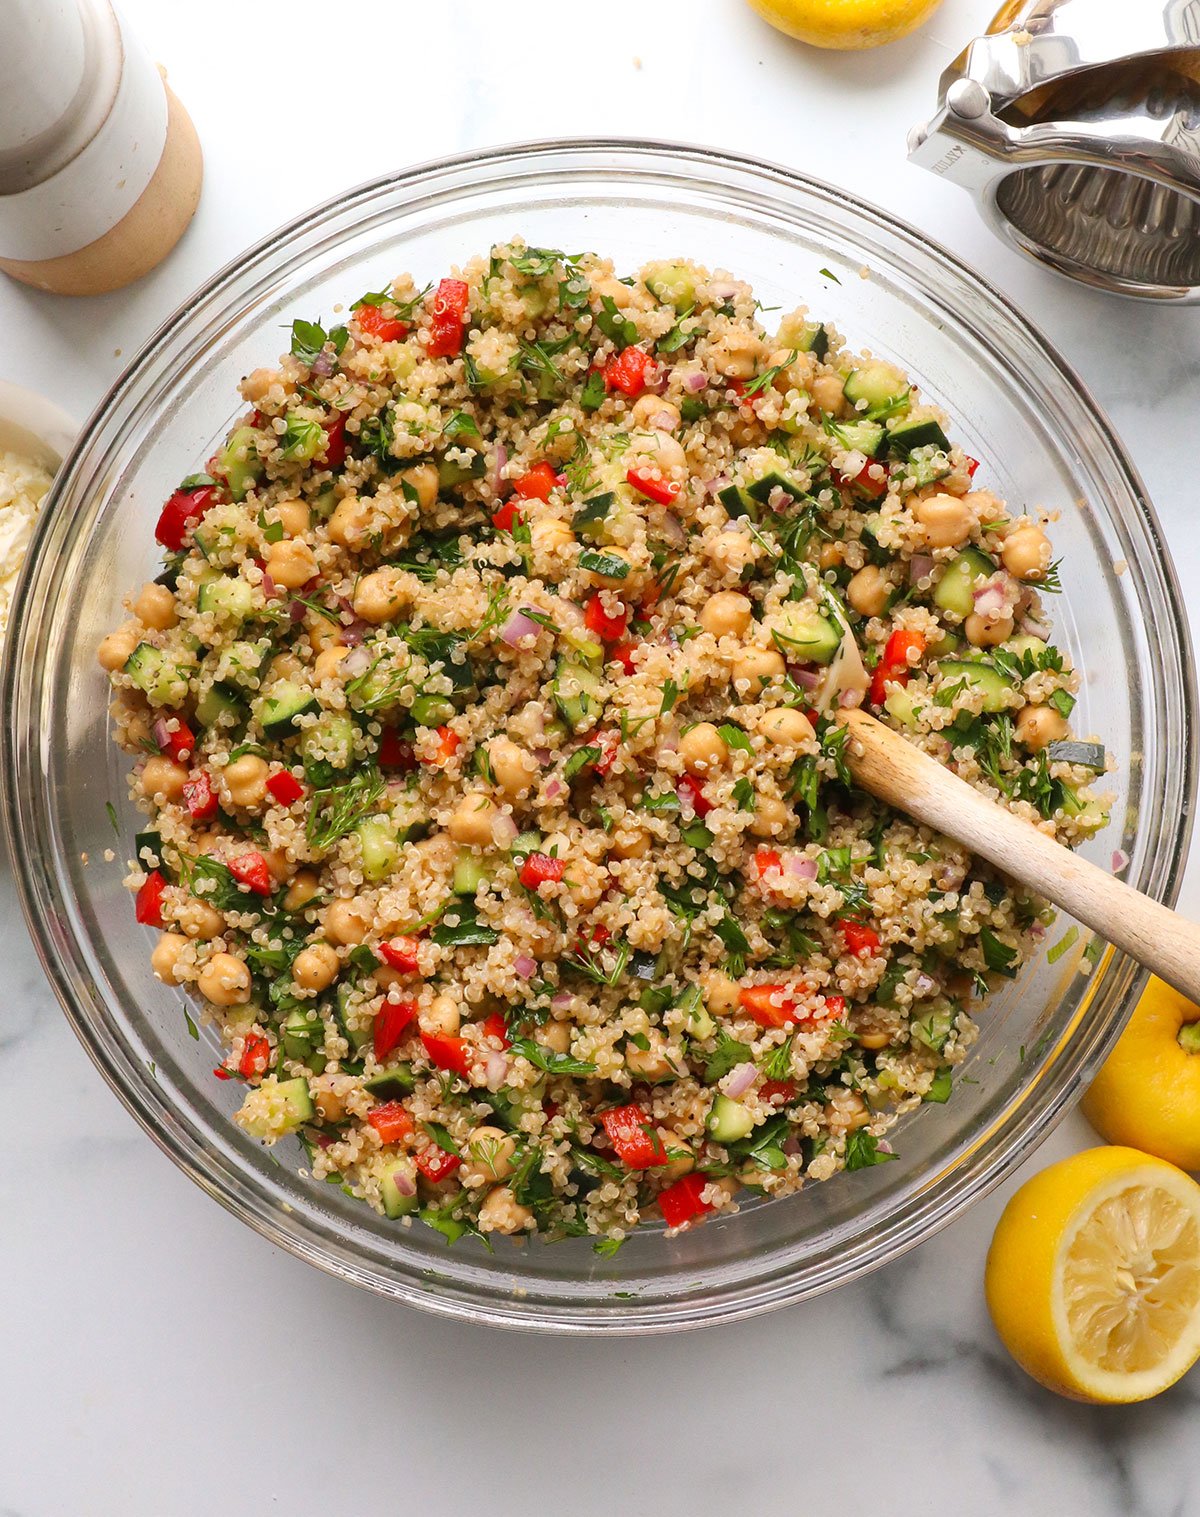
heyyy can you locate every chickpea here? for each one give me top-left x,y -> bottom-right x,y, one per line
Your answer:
133,582 -> 177,631
846,564 -> 893,618
700,591 -> 753,638
730,645 -> 785,697
608,826 -> 650,860
817,541 -> 845,572
706,530 -> 756,578
1001,524 -> 1052,581
856,1029 -> 892,1051
151,931 -> 188,985
478,1185 -> 534,1235
240,367 -> 284,403
1015,703 -> 1069,751
327,494 -> 371,548
324,897 -> 372,946
487,736 -> 537,799
679,722 -> 728,774
274,498 -> 310,537
265,537 -> 318,590
758,707 -> 814,748
537,1019 -> 572,1054
914,492 -> 972,551
811,371 -> 846,416
268,651 -> 303,683
140,756 -> 188,802
709,326 -> 763,380
422,992 -> 461,1036
352,568 -> 410,625
313,645 -> 349,684
260,849 -> 291,885
460,1126 -> 518,1186
398,461 -> 439,512
197,951 -> 251,1007
178,898 -> 225,940
311,1071 -> 354,1124
307,614 -> 344,654
657,1128 -> 695,1184
702,969 -> 742,1015
563,856 -> 608,910
284,871 -> 321,912
97,624 -> 140,672
825,1090 -> 869,1135
628,428 -> 687,476
749,794 -> 791,839
964,611 -> 1014,647
293,942 -> 340,993
625,1029 -> 675,1081
705,1175 -> 742,1209
448,791 -> 505,848
221,753 -> 269,809
530,516 -> 574,555
630,395 -> 681,430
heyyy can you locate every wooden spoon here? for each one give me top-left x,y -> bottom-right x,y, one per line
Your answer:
838,707 -> 1200,1004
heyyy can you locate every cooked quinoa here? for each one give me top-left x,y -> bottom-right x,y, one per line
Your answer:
0,445 -> 52,652
98,241 -> 1110,1246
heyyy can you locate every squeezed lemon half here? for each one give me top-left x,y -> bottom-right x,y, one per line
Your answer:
985,1147 -> 1200,1402
742,0 -> 944,50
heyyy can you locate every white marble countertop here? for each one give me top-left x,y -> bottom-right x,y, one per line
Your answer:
2,1 -> 1198,1511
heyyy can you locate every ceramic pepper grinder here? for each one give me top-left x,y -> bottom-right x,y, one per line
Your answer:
0,0 -> 202,295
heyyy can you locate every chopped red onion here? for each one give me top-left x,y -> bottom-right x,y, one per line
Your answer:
785,855 -> 818,881
493,815 -> 518,848
532,746 -> 551,765
545,778 -> 564,800
877,1140 -> 894,1155
260,571 -> 278,601
390,1169 -> 416,1198
1019,613 -> 1053,640
781,1135 -> 802,1156
288,598 -> 307,624
486,1051 -> 509,1087
1112,849 -> 1130,873
838,688 -> 865,709
340,618 -> 369,646
341,645 -> 372,678
660,511 -> 686,547
712,283 -> 739,301
792,666 -> 821,691
915,972 -> 937,996
492,443 -> 508,494
513,953 -> 537,979
683,370 -> 708,393
151,717 -> 178,754
500,607 -> 540,646
551,992 -> 573,1010
767,486 -> 792,514
972,574 -> 1009,616
309,350 -> 336,378
705,474 -> 731,497
909,554 -> 935,585
723,1063 -> 758,1099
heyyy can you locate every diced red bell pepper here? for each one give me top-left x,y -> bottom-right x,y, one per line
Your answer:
379,728 -> 416,771
725,378 -> 754,411
965,455 -> 981,478
421,1030 -> 471,1077
869,628 -> 927,706
760,1079 -> 797,1105
519,852 -> 566,890
373,998 -> 417,1060
753,846 -> 782,878
322,412 -> 347,471
658,1171 -> 714,1228
415,1142 -> 462,1183
584,592 -> 628,643
822,994 -> 846,1021
424,278 -> 470,358
228,851 -> 274,896
354,303 -> 409,342
513,461 -> 558,502
378,936 -> 422,975
155,484 -> 218,551
491,501 -> 523,533
213,1066 -> 232,1081
839,459 -> 888,500
266,769 -> 306,807
600,1104 -> 668,1170
135,870 -> 168,927
587,924 -> 611,947
626,467 -> 681,505
603,346 -> 653,397
182,771 -> 219,822
610,640 -> 638,675
738,983 -> 801,1029
368,1101 -> 415,1144
480,1012 -> 510,1049
677,772 -> 713,818
839,918 -> 881,957
238,1033 -> 271,1081
157,719 -> 194,764
427,726 -> 461,766
593,731 -> 619,777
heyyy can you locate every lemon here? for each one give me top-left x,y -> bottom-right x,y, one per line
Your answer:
743,0 -> 944,50
985,1147 -> 1200,1403
1082,975 -> 1200,1172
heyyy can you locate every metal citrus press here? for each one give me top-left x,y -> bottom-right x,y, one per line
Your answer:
908,0 -> 1200,300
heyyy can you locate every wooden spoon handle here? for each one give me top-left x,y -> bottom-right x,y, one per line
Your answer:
838,707 -> 1200,1005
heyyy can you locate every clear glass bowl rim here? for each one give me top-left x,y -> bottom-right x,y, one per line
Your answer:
4,137 -> 1195,1334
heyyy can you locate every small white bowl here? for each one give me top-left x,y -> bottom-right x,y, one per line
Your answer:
0,379 -> 76,469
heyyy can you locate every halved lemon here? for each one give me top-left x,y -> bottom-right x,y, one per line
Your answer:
985,1147 -> 1200,1402
742,0 -> 944,50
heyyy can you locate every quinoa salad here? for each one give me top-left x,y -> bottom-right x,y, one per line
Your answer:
98,242 -> 1110,1248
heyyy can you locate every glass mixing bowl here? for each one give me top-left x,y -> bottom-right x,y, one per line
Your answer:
4,140 -> 1194,1333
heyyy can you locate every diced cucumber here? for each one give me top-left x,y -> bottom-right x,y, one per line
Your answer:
932,547 -> 997,618
380,1156 -> 420,1218
437,453 -> 485,488
216,425 -> 263,502
886,415 -> 950,458
356,815 -> 398,882
240,1076 -> 313,1138
282,1007 -> 326,1064
221,637 -> 272,689
572,490 -> 616,540
1060,784 -> 1109,831
299,712 -> 356,784
453,851 -> 490,896
552,656 -> 604,731
843,360 -> 910,420
718,483 -> 758,521
899,445 -> 953,490
776,311 -> 829,360
884,684 -> 921,729
673,983 -> 716,1041
768,604 -> 842,665
510,830 -> 542,859
644,262 -> 697,309
911,1009 -> 955,1054
485,1077 -> 546,1130
123,643 -> 188,708
195,681 -> 246,729
1006,634 -> 1047,659
707,1093 -> 755,1143
746,471 -> 806,507
827,418 -> 886,458
936,658 -> 1016,713
197,575 -> 254,623
336,984 -> 372,1050
259,679 -> 318,736
134,830 -> 163,869
1046,740 -> 1106,771
411,693 -> 456,728
364,1065 -> 416,1101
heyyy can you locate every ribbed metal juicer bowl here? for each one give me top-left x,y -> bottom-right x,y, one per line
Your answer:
909,0 -> 1200,300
